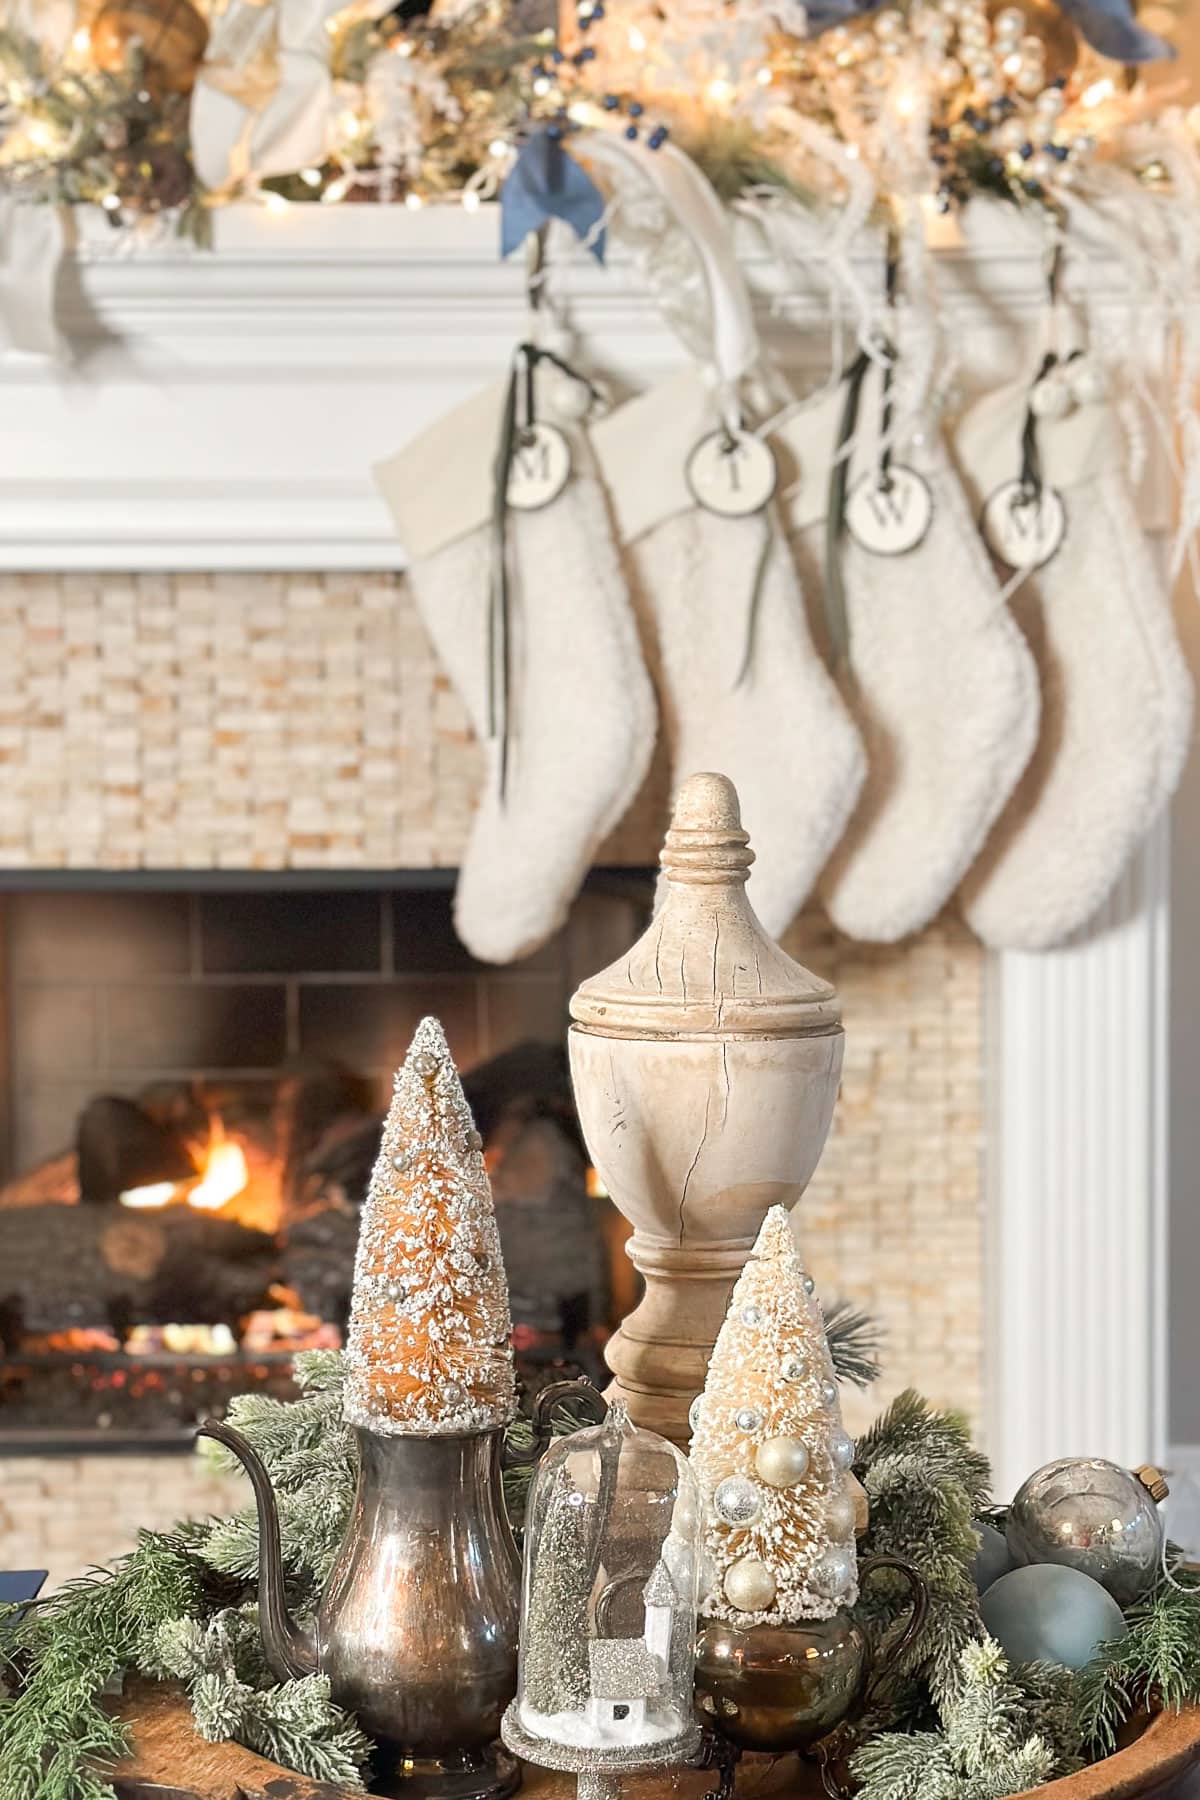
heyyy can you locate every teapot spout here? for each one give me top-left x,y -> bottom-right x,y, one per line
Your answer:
197,1418 -> 319,1682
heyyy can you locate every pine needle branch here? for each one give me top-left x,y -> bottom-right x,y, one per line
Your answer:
825,1298 -> 884,1389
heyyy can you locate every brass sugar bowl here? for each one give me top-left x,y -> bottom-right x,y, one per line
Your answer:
694,1556 -> 929,1755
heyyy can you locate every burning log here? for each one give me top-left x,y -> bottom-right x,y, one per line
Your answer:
77,1095 -> 198,1207
0,1203 -> 280,1345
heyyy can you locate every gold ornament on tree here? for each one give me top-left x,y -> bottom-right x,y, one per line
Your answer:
343,1014 -> 516,1437
89,0 -> 209,93
690,1206 -> 859,1624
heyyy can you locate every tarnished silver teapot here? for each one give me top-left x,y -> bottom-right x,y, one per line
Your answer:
199,1380 -> 604,1800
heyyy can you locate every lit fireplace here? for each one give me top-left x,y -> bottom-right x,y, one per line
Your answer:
0,880 -> 643,1445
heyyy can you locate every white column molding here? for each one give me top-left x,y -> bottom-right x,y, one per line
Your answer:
984,820 -> 1171,1499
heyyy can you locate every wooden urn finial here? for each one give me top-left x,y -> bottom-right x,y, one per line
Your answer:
568,772 -> 845,1446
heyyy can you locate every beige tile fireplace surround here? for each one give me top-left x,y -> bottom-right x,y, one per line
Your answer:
0,566 -> 986,1587
0,206 -> 1173,1588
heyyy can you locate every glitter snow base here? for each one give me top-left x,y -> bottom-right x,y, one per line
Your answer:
502,1703 -> 701,1774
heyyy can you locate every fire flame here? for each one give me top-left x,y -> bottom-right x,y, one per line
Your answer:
188,1139 -> 250,1211
118,1129 -> 249,1214
118,1181 -> 177,1210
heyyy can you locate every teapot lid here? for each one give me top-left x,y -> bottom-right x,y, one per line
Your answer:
570,772 -> 840,1041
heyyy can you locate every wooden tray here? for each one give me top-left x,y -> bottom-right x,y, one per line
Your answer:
105,1681 -> 1200,1800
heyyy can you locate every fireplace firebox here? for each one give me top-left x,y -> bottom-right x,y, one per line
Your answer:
0,875 -> 647,1447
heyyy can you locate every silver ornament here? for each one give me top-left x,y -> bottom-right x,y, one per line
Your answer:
830,1430 -> 855,1472
811,1547 -> 855,1598
820,1378 -> 838,1408
467,1128 -> 483,1151
1007,1457 -> 1165,1603
724,1556 -> 777,1611
386,1281 -> 408,1304
802,1273 -> 816,1296
755,1435 -> 811,1488
741,1304 -> 763,1328
689,1394 -> 705,1434
780,1353 -> 806,1383
714,1475 -> 763,1527
413,1049 -> 439,1077
391,1151 -> 412,1173
827,1491 -> 857,1537
734,1406 -> 764,1434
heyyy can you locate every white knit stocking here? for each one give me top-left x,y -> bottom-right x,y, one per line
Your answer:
959,463 -> 1193,948
784,429 -> 1040,943
624,504 -> 866,938
406,463 -> 656,965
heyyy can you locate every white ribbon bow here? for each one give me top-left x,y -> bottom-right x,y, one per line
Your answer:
189,0 -> 348,193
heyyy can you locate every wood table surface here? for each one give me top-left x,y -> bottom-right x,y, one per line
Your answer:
104,1681 -> 1200,1800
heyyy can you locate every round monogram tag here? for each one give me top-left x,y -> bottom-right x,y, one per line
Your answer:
981,479 -> 1066,572
845,466 -> 933,556
506,423 -> 571,512
685,430 -> 777,519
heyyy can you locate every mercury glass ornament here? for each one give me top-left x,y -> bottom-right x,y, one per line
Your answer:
811,1547 -> 855,1598
780,1353 -> 806,1383
688,1395 -> 704,1435
1007,1457 -> 1166,1603
755,1436 -> 811,1489
820,1379 -> 838,1408
981,1564 -> 1128,1670
735,1406 -> 764,1434
715,1475 -> 763,1526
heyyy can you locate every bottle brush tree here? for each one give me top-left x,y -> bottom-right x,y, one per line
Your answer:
343,1014 -> 516,1437
689,1204 -> 859,1623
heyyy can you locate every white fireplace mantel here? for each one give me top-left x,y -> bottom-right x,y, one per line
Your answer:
0,199 -> 1179,1496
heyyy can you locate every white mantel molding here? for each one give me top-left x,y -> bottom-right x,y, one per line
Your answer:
0,197 -> 1175,1497
0,199 -> 1167,571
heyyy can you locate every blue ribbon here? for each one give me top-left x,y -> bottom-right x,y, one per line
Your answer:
500,129 -> 607,263
803,0 -> 1171,59
1055,0 -> 1172,62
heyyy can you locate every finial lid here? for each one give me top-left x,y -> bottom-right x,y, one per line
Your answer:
570,773 -> 840,1039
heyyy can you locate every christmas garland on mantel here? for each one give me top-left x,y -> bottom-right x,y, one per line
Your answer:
2,1347 -> 1199,1800
0,0 -> 1194,240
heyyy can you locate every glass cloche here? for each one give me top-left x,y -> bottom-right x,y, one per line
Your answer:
502,1403 -> 702,1785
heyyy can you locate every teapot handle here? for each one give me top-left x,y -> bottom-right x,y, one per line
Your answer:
501,1378 -> 608,1471
814,1555 -> 931,1799
856,1554 -> 931,1708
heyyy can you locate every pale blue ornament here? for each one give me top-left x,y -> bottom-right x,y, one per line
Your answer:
980,1564 -> 1128,1671
971,1521 -> 1013,1594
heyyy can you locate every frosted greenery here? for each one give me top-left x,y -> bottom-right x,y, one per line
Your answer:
197,1348 -> 358,1599
6,1349 -> 1200,1800
855,1388 -> 992,1715
850,1639 -> 1065,1800
146,1612 -> 371,1784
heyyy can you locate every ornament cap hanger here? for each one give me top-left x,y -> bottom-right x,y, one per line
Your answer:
570,771 -> 840,1039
